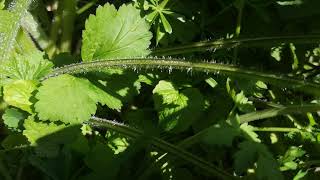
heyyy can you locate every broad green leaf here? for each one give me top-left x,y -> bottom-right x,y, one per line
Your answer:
84,142 -> 119,178
2,108 -> 25,130
234,141 -> 283,180
240,123 -> 261,142
3,80 -> 37,112
0,52 -> 53,82
81,3 -> 152,61
256,154 -> 283,180
153,80 -> 205,132
23,116 -> 81,157
202,122 -> 240,146
35,74 -> 122,124
23,117 -> 68,146
0,0 -> 33,61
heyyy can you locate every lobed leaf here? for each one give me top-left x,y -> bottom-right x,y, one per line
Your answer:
81,3 -> 152,61
153,80 -> 205,132
35,74 -> 122,124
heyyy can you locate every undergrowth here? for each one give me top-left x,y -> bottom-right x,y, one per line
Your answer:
0,0 -> 320,179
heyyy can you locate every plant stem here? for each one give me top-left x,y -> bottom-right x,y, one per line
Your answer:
239,104 -> 320,124
87,117 -> 236,180
60,0 -> 76,52
48,1 -> 62,57
251,127 -> 300,132
151,35 -> 320,56
76,0 -> 97,15
43,58 -> 320,96
176,104 -> 320,148
233,0 -> 244,61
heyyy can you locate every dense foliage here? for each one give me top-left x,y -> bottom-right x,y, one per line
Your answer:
0,0 -> 320,179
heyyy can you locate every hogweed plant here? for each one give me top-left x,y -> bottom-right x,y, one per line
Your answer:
0,0 -> 320,179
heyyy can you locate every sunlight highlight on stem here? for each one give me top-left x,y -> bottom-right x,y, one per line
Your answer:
43,58 -> 320,96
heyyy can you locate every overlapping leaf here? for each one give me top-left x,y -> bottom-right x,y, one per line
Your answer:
35,74 -> 122,124
234,141 -> 283,180
153,80 -> 205,132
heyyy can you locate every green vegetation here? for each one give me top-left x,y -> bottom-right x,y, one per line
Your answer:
0,0 -> 320,179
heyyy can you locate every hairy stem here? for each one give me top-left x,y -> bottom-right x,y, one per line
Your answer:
43,58 -> 320,96
87,117 -> 236,180
151,35 -> 320,56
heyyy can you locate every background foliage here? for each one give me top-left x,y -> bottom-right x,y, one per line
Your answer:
0,0 -> 320,179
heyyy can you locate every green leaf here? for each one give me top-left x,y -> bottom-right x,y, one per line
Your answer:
1,133 -> 28,149
160,13 -> 172,34
256,154 -> 283,180
23,117 -> 68,146
153,80 -> 205,132
3,80 -> 37,112
23,116 -> 81,157
81,3 -> 152,61
202,122 -> 240,146
0,52 -> 53,82
271,44 -> 284,61
84,142 -> 119,178
279,146 -> 305,171
234,141 -> 283,180
106,131 -> 129,154
35,74 -> 122,124
293,170 -> 308,180
0,0 -> 4,10
240,123 -> 261,142
2,108 -> 25,130
0,0 -> 33,61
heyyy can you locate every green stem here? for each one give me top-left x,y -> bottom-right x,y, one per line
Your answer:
87,117 -> 236,180
239,104 -> 320,124
177,104 -> 320,148
48,1 -> 62,57
0,101 -> 8,112
233,0 -> 244,61
151,35 -> 320,56
76,0 -> 97,15
43,58 -> 320,96
60,0 -> 76,52
251,127 -> 300,132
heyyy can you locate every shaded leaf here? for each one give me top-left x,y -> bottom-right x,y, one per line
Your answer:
35,75 -> 122,124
